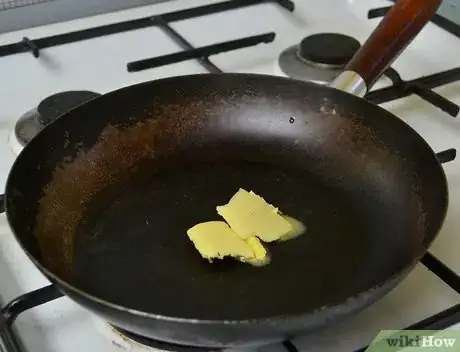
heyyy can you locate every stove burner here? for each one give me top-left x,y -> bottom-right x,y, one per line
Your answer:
275,33 -> 361,84
113,327 -> 219,351
13,90 -> 100,149
297,33 -> 361,67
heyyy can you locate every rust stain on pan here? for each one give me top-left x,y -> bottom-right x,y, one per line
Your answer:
34,101 -> 203,280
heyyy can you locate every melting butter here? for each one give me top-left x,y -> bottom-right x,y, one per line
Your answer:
278,215 -> 307,242
186,189 -> 307,268
240,236 -> 271,267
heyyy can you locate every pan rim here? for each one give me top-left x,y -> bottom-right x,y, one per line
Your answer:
4,72 -> 450,325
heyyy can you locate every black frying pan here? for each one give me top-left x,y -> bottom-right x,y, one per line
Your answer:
3,0 -> 447,349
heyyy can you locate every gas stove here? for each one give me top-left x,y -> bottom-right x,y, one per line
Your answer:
1,0 -> 460,351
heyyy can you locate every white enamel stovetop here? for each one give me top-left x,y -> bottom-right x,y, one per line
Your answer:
1,0 -> 460,351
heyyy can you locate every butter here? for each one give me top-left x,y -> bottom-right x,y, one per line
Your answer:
246,236 -> 267,260
187,189 -> 306,267
187,221 -> 256,261
278,215 -> 307,242
216,188 -> 292,242
243,236 -> 271,267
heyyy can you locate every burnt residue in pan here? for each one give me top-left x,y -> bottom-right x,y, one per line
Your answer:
34,102 -> 203,281
32,85 -> 297,282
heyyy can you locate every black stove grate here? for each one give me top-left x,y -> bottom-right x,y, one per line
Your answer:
127,31 -> 276,73
154,16 -> 223,74
0,284 -> 62,352
369,67 -> 460,117
2,2 -> 460,352
0,0 -> 294,58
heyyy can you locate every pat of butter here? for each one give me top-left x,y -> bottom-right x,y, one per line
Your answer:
246,236 -> 267,260
187,221 -> 255,261
216,188 -> 292,242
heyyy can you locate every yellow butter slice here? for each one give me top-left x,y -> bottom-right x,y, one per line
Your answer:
216,188 -> 292,242
187,221 -> 255,261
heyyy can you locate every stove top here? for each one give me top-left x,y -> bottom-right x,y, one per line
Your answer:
1,0 -> 460,351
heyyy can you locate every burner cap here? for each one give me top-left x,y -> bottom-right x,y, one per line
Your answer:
13,90 -> 101,148
37,91 -> 101,125
297,33 -> 361,67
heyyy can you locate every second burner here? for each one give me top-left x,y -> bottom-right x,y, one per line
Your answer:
276,33 -> 361,84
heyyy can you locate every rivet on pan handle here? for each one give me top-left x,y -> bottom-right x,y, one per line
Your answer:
330,0 -> 443,97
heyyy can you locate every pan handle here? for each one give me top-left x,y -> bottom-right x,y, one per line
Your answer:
330,0 -> 442,97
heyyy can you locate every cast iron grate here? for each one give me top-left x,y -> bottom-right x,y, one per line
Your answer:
367,67 -> 460,117
0,0 -> 294,58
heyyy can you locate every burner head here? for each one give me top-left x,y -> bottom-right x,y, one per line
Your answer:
37,91 -> 100,126
113,327 -> 218,351
275,33 -> 361,84
297,33 -> 361,67
14,90 -> 100,148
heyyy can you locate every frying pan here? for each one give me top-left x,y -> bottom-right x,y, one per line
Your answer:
3,0 -> 447,349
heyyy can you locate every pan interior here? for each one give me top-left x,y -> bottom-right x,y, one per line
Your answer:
73,158 -> 375,320
5,74 -> 447,321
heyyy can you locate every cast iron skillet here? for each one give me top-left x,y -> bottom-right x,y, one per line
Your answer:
3,0 -> 447,348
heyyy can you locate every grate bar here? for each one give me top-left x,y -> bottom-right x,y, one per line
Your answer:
20,37 -> 39,58
1,285 -> 63,326
368,6 -> 391,19
407,303 -> 460,330
273,0 -> 295,11
127,32 -> 275,72
155,16 -> 222,73
421,253 -> 460,293
411,84 -> 460,117
0,285 -> 62,352
383,67 -> 403,85
366,67 -> 460,117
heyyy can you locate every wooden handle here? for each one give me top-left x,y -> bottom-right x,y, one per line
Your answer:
337,0 -> 442,94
